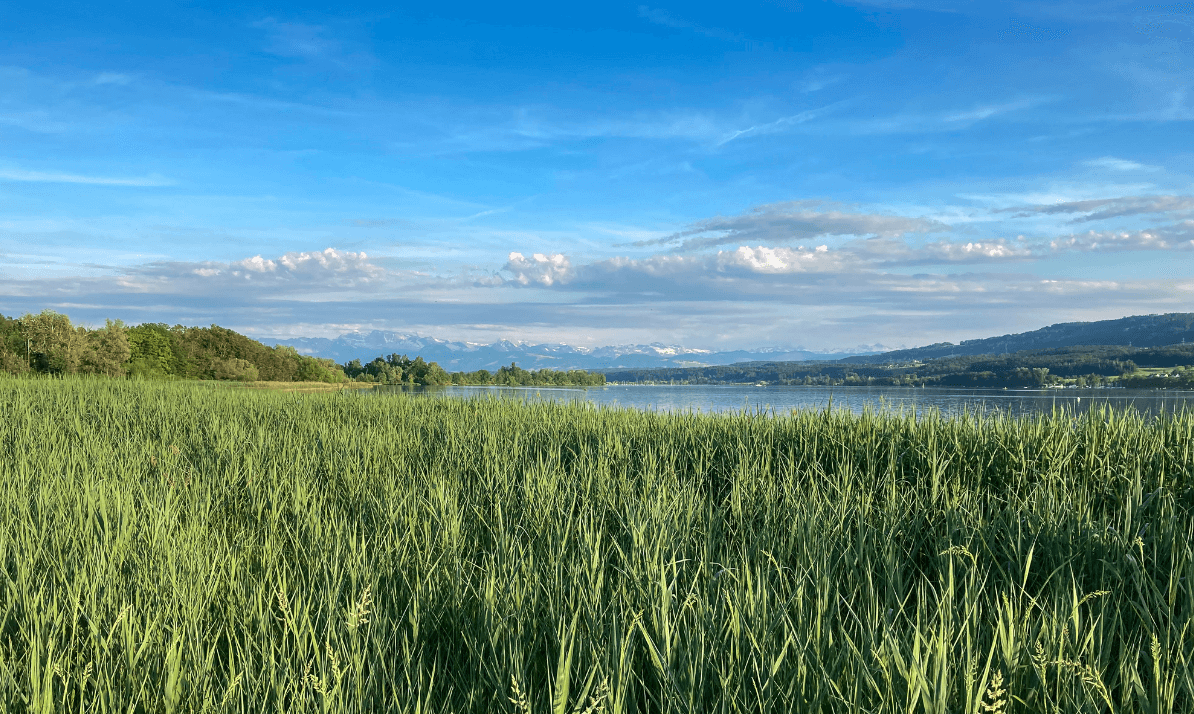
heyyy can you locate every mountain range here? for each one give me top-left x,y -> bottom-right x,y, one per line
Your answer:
266,313 -> 1194,373
264,331 -> 869,371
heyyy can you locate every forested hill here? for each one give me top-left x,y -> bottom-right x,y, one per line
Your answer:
604,343 -> 1194,388
0,311 -> 348,382
844,313 -> 1194,364
0,310 -> 604,386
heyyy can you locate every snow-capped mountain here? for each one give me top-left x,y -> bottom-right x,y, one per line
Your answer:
264,330 -> 871,371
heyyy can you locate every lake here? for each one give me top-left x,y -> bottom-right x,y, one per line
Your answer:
371,383 -> 1194,418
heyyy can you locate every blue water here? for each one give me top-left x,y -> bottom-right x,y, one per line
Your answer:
369,384 -> 1194,418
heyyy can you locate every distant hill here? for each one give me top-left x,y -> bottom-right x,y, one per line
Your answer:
604,343 -> 1194,388
844,313 -> 1194,365
265,330 -> 867,372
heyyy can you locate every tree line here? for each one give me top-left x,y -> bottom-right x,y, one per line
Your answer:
342,355 -> 604,386
0,310 -> 604,386
603,344 -> 1194,388
0,311 -> 347,382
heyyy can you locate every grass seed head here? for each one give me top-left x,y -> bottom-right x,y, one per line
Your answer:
509,675 -> 531,714
980,670 -> 1006,714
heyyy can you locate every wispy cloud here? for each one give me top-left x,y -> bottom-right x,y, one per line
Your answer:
998,19 -> 1070,42
1082,157 -> 1159,172
93,73 -> 132,86
853,98 -> 1047,135
253,18 -> 337,59
636,6 -> 746,43
942,99 -> 1038,123
635,201 -> 948,251
1006,194 -> 1194,222
0,168 -> 173,186
717,104 -> 844,145
800,68 -> 846,93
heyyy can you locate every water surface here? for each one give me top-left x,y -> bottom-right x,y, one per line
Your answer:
370,384 -> 1194,418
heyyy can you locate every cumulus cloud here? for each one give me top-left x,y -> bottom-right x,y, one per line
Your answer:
503,252 -> 573,286
120,247 -> 387,292
917,239 -> 1035,261
636,201 -> 947,252
497,235 -> 1034,296
714,245 -> 845,273
496,238 -> 1036,299
499,245 -> 853,292
490,243 -> 1170,319
846,237 -> 1035,263
1006,195 -> 1194,222
1051,222 -> 1194,252
1,241 -> 1185,353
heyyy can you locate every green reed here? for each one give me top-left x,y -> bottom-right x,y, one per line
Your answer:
0,377 -> 1191,713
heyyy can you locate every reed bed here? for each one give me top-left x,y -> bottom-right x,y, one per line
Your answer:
0,378 -> 1191,713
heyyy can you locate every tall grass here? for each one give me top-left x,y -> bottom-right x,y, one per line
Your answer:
0,378 -> 1191,713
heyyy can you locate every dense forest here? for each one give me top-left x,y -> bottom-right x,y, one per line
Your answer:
0,311 -> 604,386
604,344 -> 1194,388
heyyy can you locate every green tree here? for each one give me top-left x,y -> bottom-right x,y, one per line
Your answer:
127,323 -> 179,377
0,314 -> 28,375
79,320 -> 131,377
21,310 -> 83,374
295,355 -> 345,383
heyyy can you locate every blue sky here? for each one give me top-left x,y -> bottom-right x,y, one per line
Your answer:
1,1 -> 1192,350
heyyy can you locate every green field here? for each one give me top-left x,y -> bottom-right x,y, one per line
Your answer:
0,378 -> 1191,713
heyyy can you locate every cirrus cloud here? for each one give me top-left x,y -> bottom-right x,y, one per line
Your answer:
1005,195 -> 1194,222
634,200 -> 948,252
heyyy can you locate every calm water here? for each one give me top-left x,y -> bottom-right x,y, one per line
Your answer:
370,384 -> 1194,418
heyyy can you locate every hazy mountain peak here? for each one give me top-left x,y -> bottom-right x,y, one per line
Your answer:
265,330 -> 863,371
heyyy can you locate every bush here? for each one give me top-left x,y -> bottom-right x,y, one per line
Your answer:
211,357 -> 260,382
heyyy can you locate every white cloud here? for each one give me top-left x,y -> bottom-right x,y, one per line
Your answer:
639,201 -> 947,251
122,247 -> 387,292
1007,195 -> 1194,222
918,239 -> 1035,261
830,236 -> 1035,264
717,104 -> 842,145
503,252 -> 573,286
942,99 -> 1036,123
1082,157 -> 1159,172
715,245 -> 845,273
1051,223 -> 1194,252
0,168 -> 172,186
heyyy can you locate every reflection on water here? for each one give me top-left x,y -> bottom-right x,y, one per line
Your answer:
369,384 -> 1194,418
